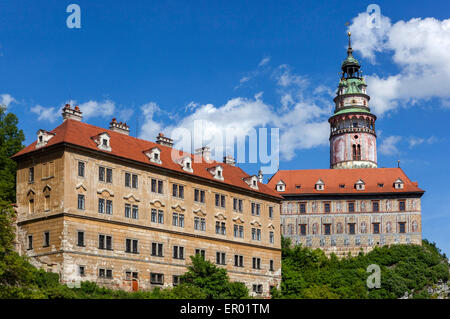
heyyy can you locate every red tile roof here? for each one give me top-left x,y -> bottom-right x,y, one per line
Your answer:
12,119 -> 282,199
267,168 -> 424,195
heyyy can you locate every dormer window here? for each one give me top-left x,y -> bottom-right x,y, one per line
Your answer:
339,184 -> 345,189
315,179 -> 325,191
36,129 -> 55,149
176,156 -> 193,173
243,175 -> 259,190
207,165 -> 224,181
144,147 -> 162,165
394,178 -> 404,190
92,132 -> 111,152
355,179 -> 365,191
276,180 -> 286,192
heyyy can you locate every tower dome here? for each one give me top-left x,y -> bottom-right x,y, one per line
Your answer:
329,32 -> 378,169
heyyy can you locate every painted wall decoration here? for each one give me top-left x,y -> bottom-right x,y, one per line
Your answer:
361,222 -> 367,234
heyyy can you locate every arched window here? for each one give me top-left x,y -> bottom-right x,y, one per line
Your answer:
357,145 -> 361,160
352,144 -> 357,160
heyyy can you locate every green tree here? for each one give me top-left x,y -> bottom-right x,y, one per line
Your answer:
180,254 -> 249,299
0,105 -> 25,202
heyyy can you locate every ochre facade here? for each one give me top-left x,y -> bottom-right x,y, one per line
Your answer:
13,115 -> 281,297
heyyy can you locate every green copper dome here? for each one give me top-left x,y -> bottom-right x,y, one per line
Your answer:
341,54 -> 360,67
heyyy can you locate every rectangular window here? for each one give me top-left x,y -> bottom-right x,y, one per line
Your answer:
173,246 -> 185,260
77,194 -> 85,210
253,284 -> 263,294
324,202 -> 331,213
28,235 -> 33,250
216,252 -> 226,265
99,269 -> 112,279
251,203 -> 261,216
132,205 -> 139,219
98,235 -> 112,250
158,210 -> 164,224
77,162 -> 84,178
195,249 -> 206,259
324,224 -> 331,235
172,184 -> 184,199
132,174 -> 138,189
99,166 -> 105,182
194,217 -> 200,230
194,189 -> 206,203
79,266 -> 85,277
157,180 -> 164,194
125,172 -> 131,187
269,231 -> 274,244
399,222 -> 406,233
172,213 -> 179,226
173,275 -> 184,286
106,168 -> 113,183
373,201 -> 379,212
215,194 -> 225,208
150,273 -> 164,285
300,224 -> 307,235
233,198 -> 241,211
200,218 -> 206,231
399,200 -> 406,211
151,179 -> 164,194
98,198 -> 105,214
348,202 -> 355,213
216,221 -> 226,235
126,239 -> 139,254
106,200 -> 113,215
252,257 -> 261,270
348,223 -> 356,235
151,243 -> 164,257
300,203 -> 306,213
269,260 -> 274,271
234,224 -> 243,238
373,223 -> 380,234
269,206 -> 273,218
77,231 -> 84,247
29,167 -> 35,183
234,255 -> 244,267
124,204 -> 131,218
151,209 -> 157,223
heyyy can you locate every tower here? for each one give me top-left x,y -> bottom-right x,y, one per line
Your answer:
329,32 -> 377,169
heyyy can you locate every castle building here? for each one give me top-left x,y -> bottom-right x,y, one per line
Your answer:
12,105 -> 282,296
267,33 -> 425,256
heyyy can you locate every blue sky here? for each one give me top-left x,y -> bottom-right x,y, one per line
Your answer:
1,0 -> 449,255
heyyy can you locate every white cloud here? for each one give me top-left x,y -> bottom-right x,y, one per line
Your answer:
139,102 -> 165,141
408,136 -> 437,148
30,105 -> 58,123
1,94 -> 17,108
349,13 -> 450,115
77,99 -> 116,119
258,57 -> 271,67
379,136 -> 402,156
273,64 -> 308,88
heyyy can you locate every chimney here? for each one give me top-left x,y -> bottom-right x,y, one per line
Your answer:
195,146 -> 211,162
223,154 -> 236,166
156,132 -> 173,147
257,169 -> 263,183
109,118 -> 130,135
62,104 -> 83,122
